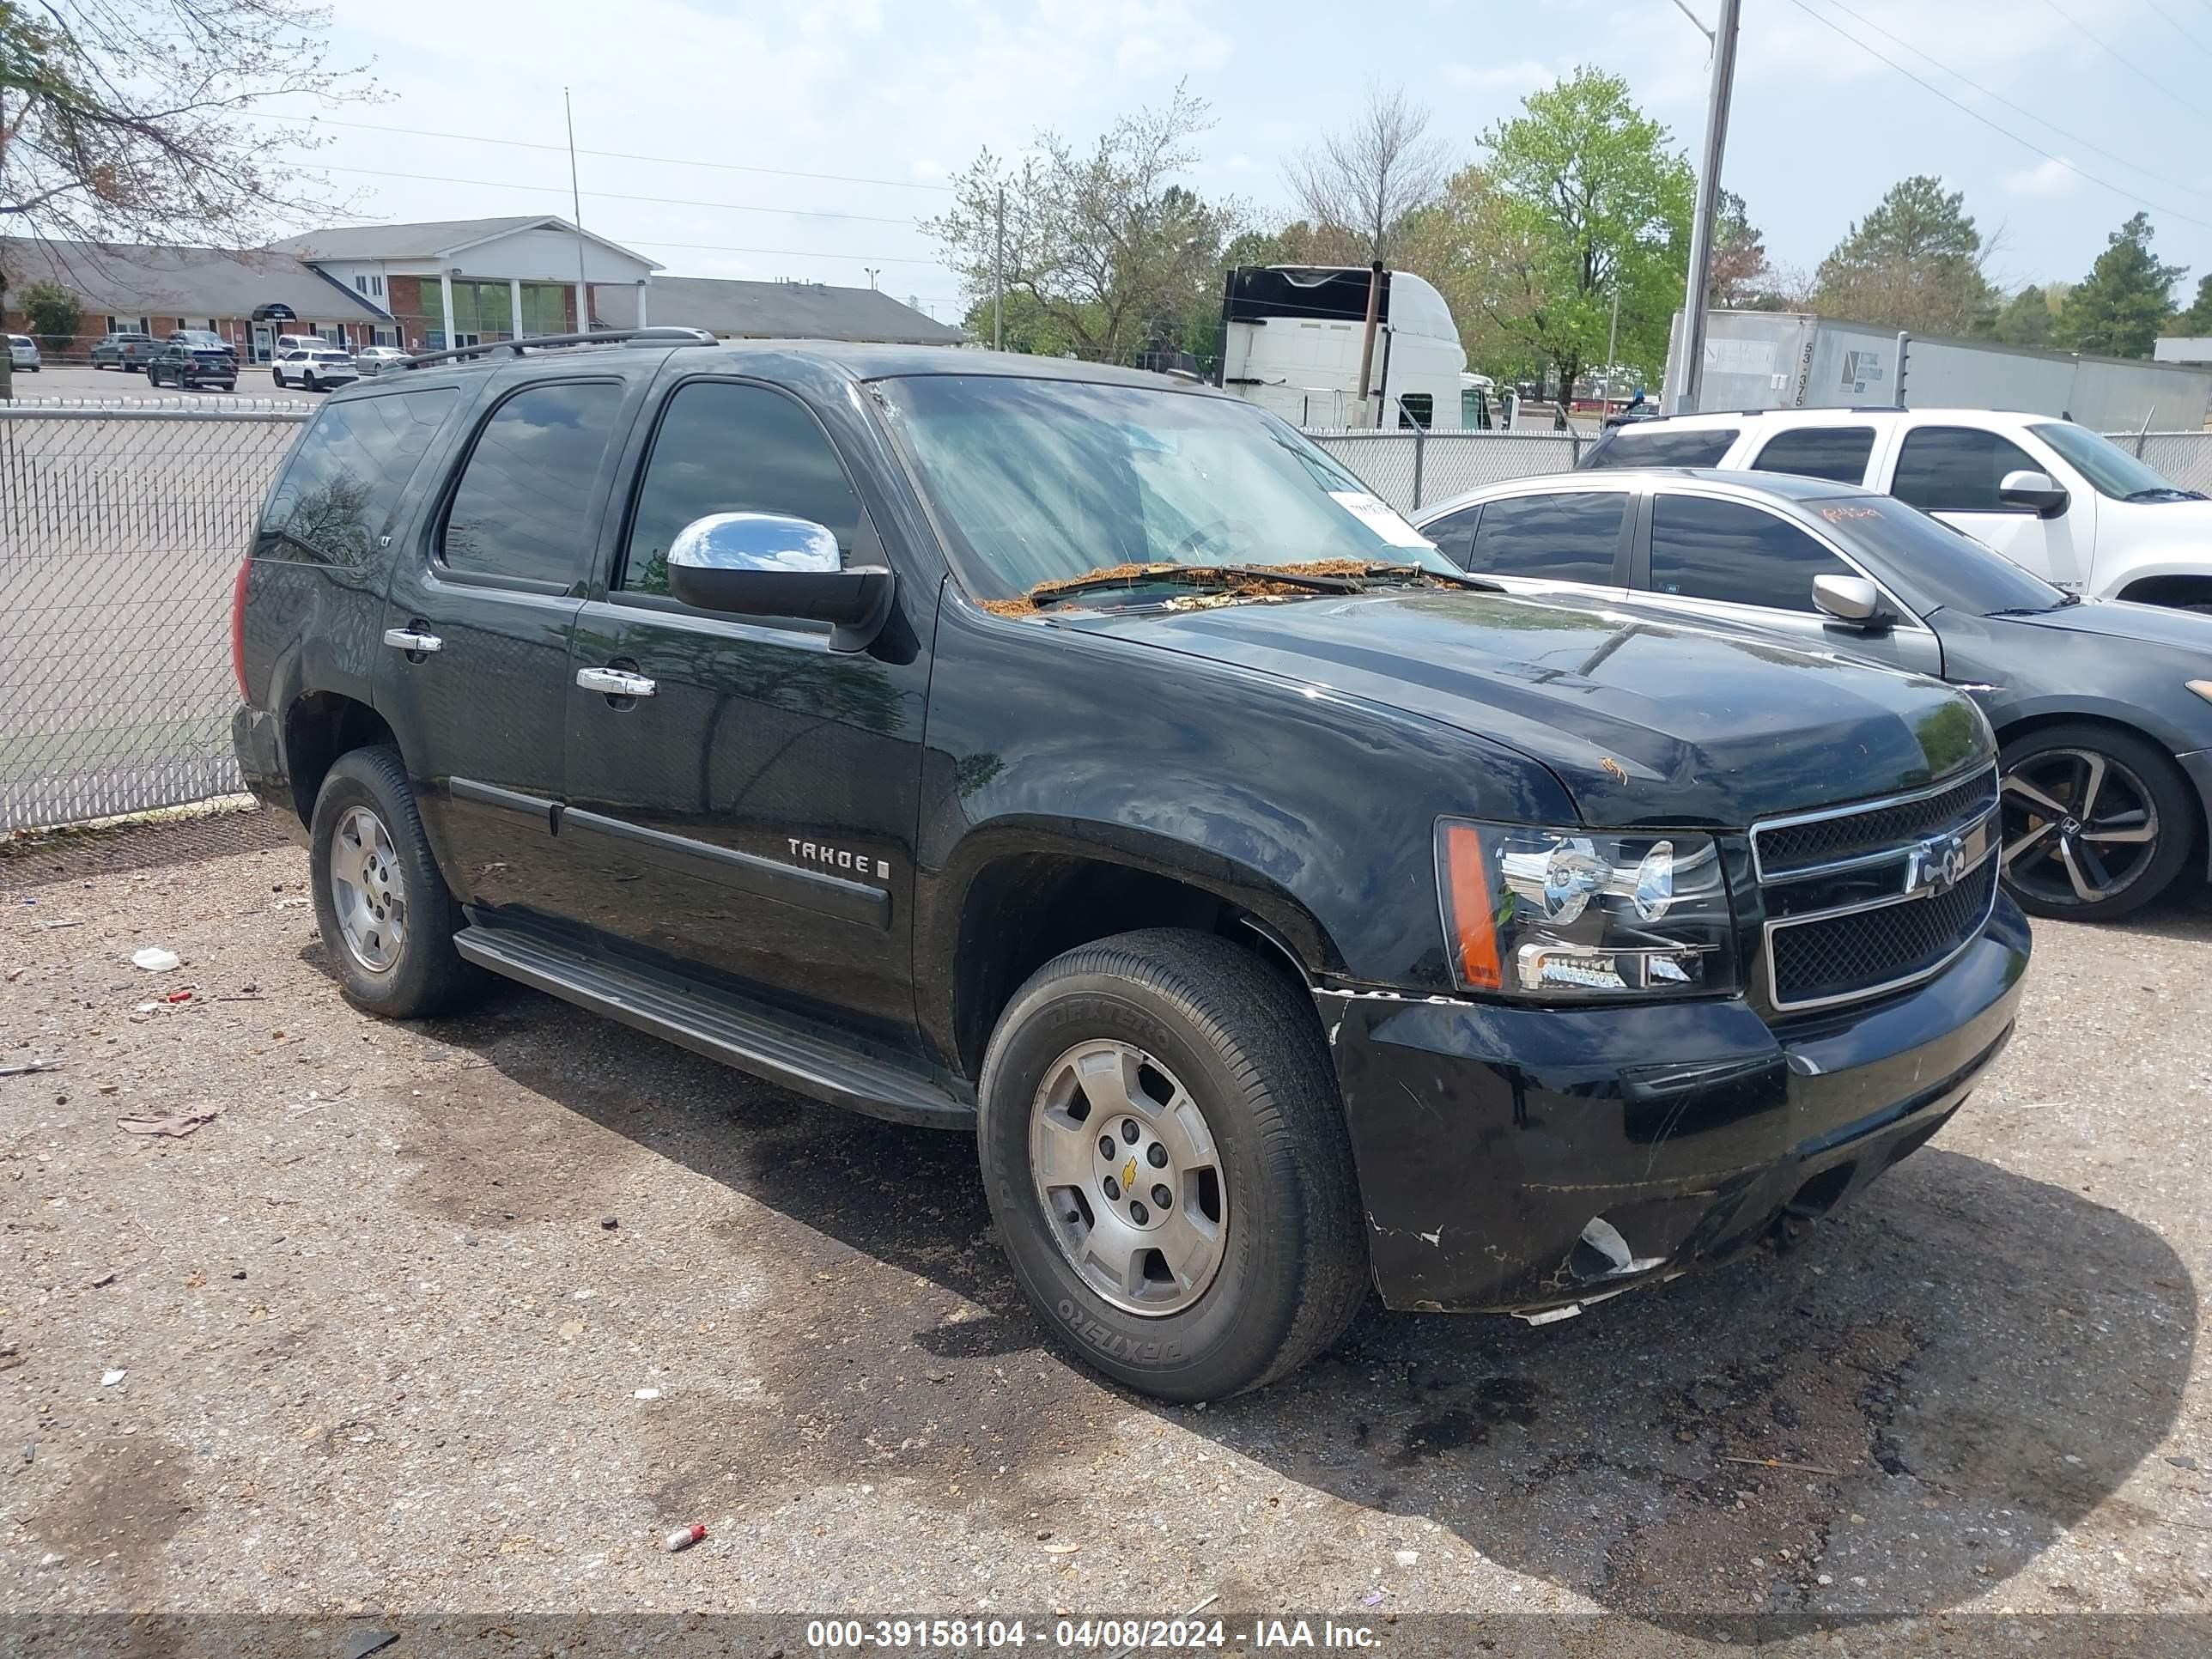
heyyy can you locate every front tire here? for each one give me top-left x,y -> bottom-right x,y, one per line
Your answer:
2000,723 -> 2196,921
977,929 -> 1365,1401
308,745 -> 487,1018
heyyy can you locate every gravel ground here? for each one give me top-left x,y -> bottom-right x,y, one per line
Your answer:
3,810 -> 2209,1654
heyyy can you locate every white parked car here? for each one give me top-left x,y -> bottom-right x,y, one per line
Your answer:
1580,406 -> 2212,609
9,334 -> 40,372
272,346 -> 359,392
352,344 -> 411,378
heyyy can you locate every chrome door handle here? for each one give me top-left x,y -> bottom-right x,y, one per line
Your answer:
382,628 -> 442,654
576,666 -> 657,698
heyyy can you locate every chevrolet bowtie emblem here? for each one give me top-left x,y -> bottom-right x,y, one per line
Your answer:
1121,1158 -> 1138,1190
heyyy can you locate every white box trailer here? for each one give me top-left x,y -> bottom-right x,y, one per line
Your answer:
1218,266 -> 1478,429
1664,309 -> 2212,431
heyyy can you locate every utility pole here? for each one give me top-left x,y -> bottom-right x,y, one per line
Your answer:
992,185 -> 1006,351
564,88 -> 590,334
1604,283 -> 1621,399
1354,259 -> 1384,426
1668,0 -> 1741,415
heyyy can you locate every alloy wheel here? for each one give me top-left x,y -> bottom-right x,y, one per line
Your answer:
1028,1040 -> 1229,1316
2001,747 -> 2161,909
327,805 -> 408,973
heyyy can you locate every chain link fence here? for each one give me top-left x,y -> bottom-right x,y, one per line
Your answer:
1,404 -> 307,830
3,404 -> 2210,836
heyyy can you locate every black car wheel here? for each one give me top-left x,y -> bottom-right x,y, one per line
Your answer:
976,928 -> 1366,1401
1999,724 -> 2195,921
303,369 -> 319,392
308,746 -> 488,1018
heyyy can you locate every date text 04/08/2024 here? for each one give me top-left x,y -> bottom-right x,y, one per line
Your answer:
801,1619 -> 1382,1650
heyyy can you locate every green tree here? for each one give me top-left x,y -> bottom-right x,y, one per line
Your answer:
1812,175 -> 1996,335
1709,191 -> 1771,309
923,84 -> 1243,363
2058,213 -> 2187,358
18,279 -> 80,351
1446,68 -> 1692,392
1984,283 -> 2059,348
2171,273 -> 2212,335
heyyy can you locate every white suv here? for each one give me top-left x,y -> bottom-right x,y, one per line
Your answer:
1580,407 -> 2212,608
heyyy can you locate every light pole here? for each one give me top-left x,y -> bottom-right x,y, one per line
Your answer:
1668,0 -> 1742,415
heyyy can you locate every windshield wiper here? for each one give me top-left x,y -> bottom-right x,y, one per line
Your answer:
1353,562 -> 1504,593
1028,564 -> 1364,610
2124,487 -> 2203,502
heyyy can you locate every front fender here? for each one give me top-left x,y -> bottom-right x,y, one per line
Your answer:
911,595 -> 1576,1066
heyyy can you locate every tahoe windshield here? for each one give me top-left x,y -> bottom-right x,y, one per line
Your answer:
2029,422 -> 2201,501
1807,493 -> 2073,615
878,374 -> 1458,605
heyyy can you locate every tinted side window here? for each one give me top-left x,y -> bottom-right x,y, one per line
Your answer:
1424,504 -> 1481,568
1649,495 -> 1853,613
622,382 -> 865,597
1750,426 -> 1875,484
257,390 -> 457,568
1580,426 -> 1741,470
1892,426 -> 2039,513
441,381 -> 623,585
1467,492 -> 1626,582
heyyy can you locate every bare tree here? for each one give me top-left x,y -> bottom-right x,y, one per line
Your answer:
1282,85 -> 1449,265
924,84 -> 1243,362
0,0 -> 374,396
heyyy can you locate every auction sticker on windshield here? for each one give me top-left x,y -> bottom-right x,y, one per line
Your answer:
1328,490 -> 1435,549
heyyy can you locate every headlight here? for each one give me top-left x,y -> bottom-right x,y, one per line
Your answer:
1435,819 -> 1735,1000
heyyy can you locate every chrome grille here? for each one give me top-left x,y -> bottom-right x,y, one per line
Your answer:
1754,769 -> 2000,879
1755,767 -> 2002,1015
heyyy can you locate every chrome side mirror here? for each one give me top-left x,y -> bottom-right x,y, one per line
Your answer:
1997,468 -> 2069,517
1812,573 -> 1887,629
665,513 -> 895,652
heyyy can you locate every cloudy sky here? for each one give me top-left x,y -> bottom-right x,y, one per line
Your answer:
266,0 -> 2212,319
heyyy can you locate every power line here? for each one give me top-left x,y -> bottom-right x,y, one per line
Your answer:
2140,0 -> 2212,62
1814,0 -> 2212,210
2036,0 -> 2206,125
620,237 -> 945,266
1784,0 -> 2212,233
248,112 -> 955,194
305,161 -> 926,226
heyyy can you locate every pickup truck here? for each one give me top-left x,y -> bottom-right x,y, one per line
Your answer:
231,330 -> 2031,1401
1580,405 -> 2212,608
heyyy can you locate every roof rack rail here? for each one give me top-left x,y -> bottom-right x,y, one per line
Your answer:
401,326 -> 716,370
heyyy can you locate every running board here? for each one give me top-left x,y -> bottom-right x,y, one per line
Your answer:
453,925 -> 974,1129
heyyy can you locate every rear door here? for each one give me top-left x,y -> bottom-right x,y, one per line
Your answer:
555,375 -> 936,1053
1420,486 -> 1635,602
374,371 -> 644,919
1881,422 -> 2094,591
1629,490 -> 1942,674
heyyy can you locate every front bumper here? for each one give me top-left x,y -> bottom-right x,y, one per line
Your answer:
1326,895 -> 2031,1314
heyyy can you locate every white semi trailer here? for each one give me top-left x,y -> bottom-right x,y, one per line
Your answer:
1665,308 -> 2212,430
1217,266 -> 1484,429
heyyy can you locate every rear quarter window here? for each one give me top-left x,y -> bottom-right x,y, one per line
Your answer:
1579,425 -> 1742,470
256,390 -> 459,569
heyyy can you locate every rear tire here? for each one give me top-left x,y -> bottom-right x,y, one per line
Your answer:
308,745 -> 487,1018
303,370 -> 319,392
1999,723 -> 2196,921
976,928 -> 1365,1401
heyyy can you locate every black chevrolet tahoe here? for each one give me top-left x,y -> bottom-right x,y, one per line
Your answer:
231,329 -> 2031,1401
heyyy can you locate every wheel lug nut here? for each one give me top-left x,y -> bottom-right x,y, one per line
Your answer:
1146,1142 -> 1167,1168
1121,1119 -> 1139,1145
1098,1135 -> 1115,1160
1129,1200 -> 1150,1224
1152,1184 -> 1172,1209
1102,1176 -> 1121,1201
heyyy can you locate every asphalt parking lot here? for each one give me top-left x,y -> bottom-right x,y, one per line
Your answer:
3,809 -> 2209,1653
14,365 -> 330,404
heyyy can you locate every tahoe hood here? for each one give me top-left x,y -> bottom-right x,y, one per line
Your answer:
1079,588 -> 1992,830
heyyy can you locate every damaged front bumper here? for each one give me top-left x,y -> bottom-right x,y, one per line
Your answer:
1324,895 -> 2030,1316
